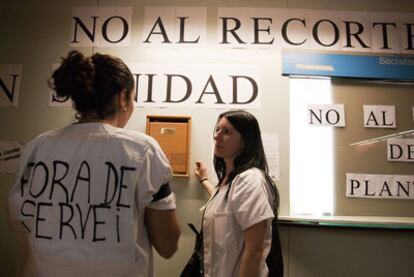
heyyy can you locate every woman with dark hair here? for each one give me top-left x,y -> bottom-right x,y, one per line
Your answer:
8,50 -> 180,277
195,109 -> 283,277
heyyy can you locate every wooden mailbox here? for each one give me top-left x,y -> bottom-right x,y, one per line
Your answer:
146,115 -> 191,176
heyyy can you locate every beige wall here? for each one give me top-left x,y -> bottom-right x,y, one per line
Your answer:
280,224 -> 414,277
1,1 -> 414,276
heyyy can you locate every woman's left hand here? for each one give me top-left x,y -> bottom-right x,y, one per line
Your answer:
195,160 -> 208,181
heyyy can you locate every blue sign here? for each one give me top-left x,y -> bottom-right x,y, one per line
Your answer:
282,51 -> 414,81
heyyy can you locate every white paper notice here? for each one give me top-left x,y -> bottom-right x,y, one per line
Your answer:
346,173 -> 414,200
387,138 -> 414,162
308,104 -> 346,127
70,7 -> 132,47
142,7 -> 206,46
0,141 -> 25,174
363,105 -> 396,128
128,62 -> 261,109
262,133 -> 280,181
0,64 -> 22,107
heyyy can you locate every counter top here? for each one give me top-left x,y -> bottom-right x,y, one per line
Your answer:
278,215 -> 414,230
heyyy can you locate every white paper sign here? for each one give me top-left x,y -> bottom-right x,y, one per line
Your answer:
262,133 -> 280,181
387,138 -> 414,162
142,7 -> 206,46
363,105 -> 396,128
308,104 -> 346,127
346,173 -> 414,200
129,62 -> 261,109
0,64 -> 22,107
70,7 -> 132,47
217,8 -> 414,54
0,141 -> 25,174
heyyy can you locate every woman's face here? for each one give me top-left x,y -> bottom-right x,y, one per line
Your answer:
214,117 -> 244,161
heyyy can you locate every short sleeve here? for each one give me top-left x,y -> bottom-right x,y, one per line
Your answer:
230,170 -> 274,231
148,193 -> 176,210
137,137 -> 175,210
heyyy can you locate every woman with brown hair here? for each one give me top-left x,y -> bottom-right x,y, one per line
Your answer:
8,50 -> 180,277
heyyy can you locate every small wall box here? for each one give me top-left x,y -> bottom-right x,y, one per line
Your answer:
146,115 -> 191,177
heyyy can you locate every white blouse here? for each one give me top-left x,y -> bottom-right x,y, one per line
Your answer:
202,168 -> 275,277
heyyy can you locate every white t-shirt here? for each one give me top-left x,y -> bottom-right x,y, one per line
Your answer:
8,123 -> 176,277
202,168 -> 275,277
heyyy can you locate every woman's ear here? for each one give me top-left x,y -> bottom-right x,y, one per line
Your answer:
118,89 -> 128,111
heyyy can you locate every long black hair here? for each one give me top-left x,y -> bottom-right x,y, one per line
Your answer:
213,110 -> 284,276
213,109 -> 280,216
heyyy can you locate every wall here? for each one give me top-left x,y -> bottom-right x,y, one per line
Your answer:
1,0 -> 413,276
280,224 -> 414,277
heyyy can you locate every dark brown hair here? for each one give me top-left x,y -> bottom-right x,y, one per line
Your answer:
49,50 -> 134,119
